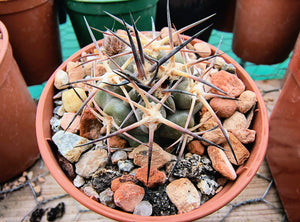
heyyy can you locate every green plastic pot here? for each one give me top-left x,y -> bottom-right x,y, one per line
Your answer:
65,0 -> 158,47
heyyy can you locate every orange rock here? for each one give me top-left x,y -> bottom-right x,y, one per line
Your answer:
187,140 -> 205,156
229,128 -> 256,144
202,128 -> 226,146
209,97 -> 237,118
222,132 -> 250,165
107,136 -> 127,148
210,70 -> 245,97
79,109 -> 102,140
111,175 -> 137,192
113,183 -> 145,212
135,167 -> 166,188
207,146 -> 237,180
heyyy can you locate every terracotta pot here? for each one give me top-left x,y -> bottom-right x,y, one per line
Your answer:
232,0 -> 300,65
0,21 -> 39,182
0,0 -> 62,86
266,33 -> 300,222
36,33 -> 269,220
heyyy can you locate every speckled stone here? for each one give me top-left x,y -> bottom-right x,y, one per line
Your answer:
99,188 -> 115,208
117,160 -> 134,172
52,130 -> 92,163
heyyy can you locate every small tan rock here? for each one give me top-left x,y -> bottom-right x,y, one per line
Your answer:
82,186 -> 99,200
33,185 -> 41,195
210,70 -> 245,97
229,128 -> 256,144
60,112 -> 80,133
209,97 -> 237,118
160,27 -> 180,45
202,128 -> 226,146
223,111 -> 248,130
237,90 -> 257,113
198,111 -> 218,131
187,140 -> 205,155
62,88 -> 87,112
67,61 -> 84,83
194,42 -> 211,57
84,62 -> 107,77
129,143 -> 173,169
207,146 -> 237,180
222,133 -> 250,165
166,178 -> 200,213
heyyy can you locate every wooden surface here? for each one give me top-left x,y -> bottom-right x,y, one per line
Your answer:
0,80 -> 287,222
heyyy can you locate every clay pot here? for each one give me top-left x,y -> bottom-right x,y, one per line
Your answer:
232,0 -> 300,65
36,33 -> 269,220
0,0 -> 62,86
0,21 -> 39,182
266,33 -> 300,222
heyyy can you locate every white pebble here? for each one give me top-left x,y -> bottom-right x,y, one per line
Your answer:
133,201 -> 153,216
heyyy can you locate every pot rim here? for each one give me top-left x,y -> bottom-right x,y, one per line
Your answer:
36,35 -> 269,221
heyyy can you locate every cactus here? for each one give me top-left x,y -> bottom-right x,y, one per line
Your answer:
59,4 -> 243,184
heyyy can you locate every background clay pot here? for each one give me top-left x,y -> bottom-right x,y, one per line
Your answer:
232,0 -> 300,65
0,0 -> 62,86
36,35 -> 269,221
0,21 -> 39,182
266,33 -> 300,222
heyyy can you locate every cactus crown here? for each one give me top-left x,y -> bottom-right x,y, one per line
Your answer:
63,2 -> 238,183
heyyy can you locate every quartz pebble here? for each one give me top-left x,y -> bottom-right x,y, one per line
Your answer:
222,133 -> 250,165
207,146 -> 237,180
210,70 -> 245,97
73,175 -> 85,188
111,150 -> 127,164
82,186 -> 99,200
114,183 -> 145,212
135,167 -> 166,188
118,160 -> 134,172
75,148 -> 108,178
129,143 -> 173,169
166,178 -> 200,213
52,130 -> 92,163
54,69 -> 68,90
133,201 -> 153,216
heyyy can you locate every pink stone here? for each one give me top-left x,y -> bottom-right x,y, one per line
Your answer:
210,70 -> 245,97
113,183 -> 145,212
60,112 -> 80,133
135,167 -> 166,188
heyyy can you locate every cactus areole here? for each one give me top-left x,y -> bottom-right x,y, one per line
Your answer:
37,3 -> 269,220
